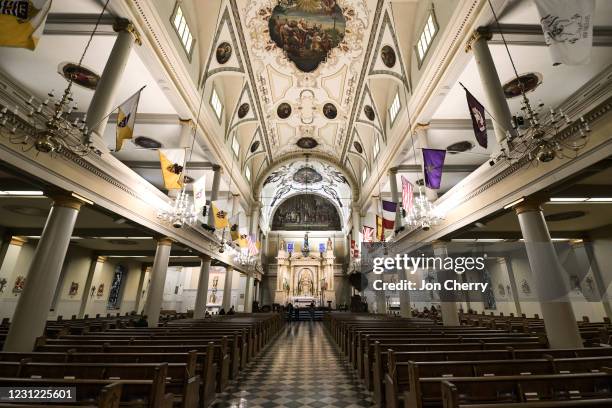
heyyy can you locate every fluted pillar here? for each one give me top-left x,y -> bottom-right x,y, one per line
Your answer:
85,18 -> 141,145
222,266 -> 234,311
244,274 -> 254,313
465,29 -> 515,144
194,255 -> 212,319
415,123 -> 438,201
514,199 -> 582,348
4,196 -> 84,351
143,237 -> 172,327
388,168 -> 403,229
433,240 -> 460,326
207,165 -> 222,226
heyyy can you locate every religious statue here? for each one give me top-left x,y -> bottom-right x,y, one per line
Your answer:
327,237 -> 333,251
280,239 -> 286,251
303,232 -> 309,251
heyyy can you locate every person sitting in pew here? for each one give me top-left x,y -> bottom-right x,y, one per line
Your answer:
134,315 -> 148,327
219,308 -> 226,315
228,306 -> 235,315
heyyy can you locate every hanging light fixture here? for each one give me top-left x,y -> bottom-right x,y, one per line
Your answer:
157,186 -> 197,228
405,186 -> 442,231
0,0 -> 113,156
485,0 -> 591,166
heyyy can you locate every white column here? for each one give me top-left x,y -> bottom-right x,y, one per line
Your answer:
193,255 -> 212,319
85,18 -> 141,145
4,196 -> 84,352
134,264 -> 149,314
222,266 -> 234,311
415,124 -> 438,201
388,168 -> 403,229
250,204 -> 261,236
351,204 -> 361,258
499,257 -> 522,316
0,237 -> 27,303
207,165 -> 222,226
244,274 -> 254,313
399,268 -> 412,318
515,199 -> 582,348
465,29 -> 516,144
433,241 -> 460,326
78,255 -> 106,318
375,291 -> 387,315
178,119 -> 195,148
143,238 -> 172,327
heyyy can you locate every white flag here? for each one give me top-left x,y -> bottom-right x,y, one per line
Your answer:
192,175 -> 206,213
535,0 -> 595,66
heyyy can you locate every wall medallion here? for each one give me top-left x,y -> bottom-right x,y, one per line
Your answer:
216,42 -> 232,64
364,105 -> 375,121
134,136 -> 162,149
277,102 -> 292,119
237,103 -> 250,119
446,140 -> 474,154
58,62 -> 100,90
353,141 -> 363,154
250,140 -> 260,153
268,0 -> 347,72
502,72 -> 542,99
380,45 -> 396,68
297,137 -> 318,149
293,166 -> 323,183
323,103 -> 337,119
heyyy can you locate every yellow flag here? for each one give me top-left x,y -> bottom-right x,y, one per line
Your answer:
376,215 -> 384,241
212,202 -> 229,229
115,89 -> 142,152
159,149 -> 185,190
238,235 -> 248,248
230,224 -> 240,241
0,0 -> 52,50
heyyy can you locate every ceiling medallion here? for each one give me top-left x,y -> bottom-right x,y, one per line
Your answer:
250,140 -> 260,153
293,166 -> 323,184
277,102 -> 292,119
380,45 -> 396,68
446,140 -> 474,154
58,62 -> 99,90
216,42 -> 232,64
268,0 -> 347,72
238,103 -> 250,119
296,137 -> 318,149
502,72 -> 542,99
134,136 -> 162,149
364,105 -> 375,121
323,103 -> 337,119
353,141 -> 363,154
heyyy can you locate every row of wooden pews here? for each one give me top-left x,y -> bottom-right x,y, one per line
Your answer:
325,313 -> 612,408
0,313 -> 283,407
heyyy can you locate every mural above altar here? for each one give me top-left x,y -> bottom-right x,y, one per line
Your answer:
275,236 -> 336,306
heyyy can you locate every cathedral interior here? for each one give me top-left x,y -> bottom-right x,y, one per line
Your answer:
0,0 -> 612,407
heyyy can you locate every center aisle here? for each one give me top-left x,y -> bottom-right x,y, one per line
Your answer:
213,321 -> 375,408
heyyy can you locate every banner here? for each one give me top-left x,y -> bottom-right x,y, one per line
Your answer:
422,148 -> 446,190
381,200 -> 397,230
0,0 -> 52,50
376,215 -> 384,241
465,89 -> 488,148
159,149 -> 185,190
362,225 -> 374,243
212,202 -> 229,229
192,175 -> 206,214
535,0 -> 595,66
115,88 -> 143,152
401,176 -> 413,213
230,224 -> 240,241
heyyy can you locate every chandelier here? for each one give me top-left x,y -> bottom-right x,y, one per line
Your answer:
0,1 -> 112,156
157,186 -> 197,228
486,0 -> 591,166
405,187 -> 442,231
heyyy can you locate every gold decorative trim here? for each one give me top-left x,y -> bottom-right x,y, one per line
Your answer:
113,18 -> 143,46
157,237 -> 173,246
465,28 -> 492,53
9,236 -> 27,246
200,254 -> 212,262
50,195 -> 84,211
97,256 -> 107,263
513,198 -> 544,215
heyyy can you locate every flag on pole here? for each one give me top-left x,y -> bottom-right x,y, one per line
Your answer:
230,224 -> 240,241
212,202 -> 229,229
465,89 -> 488,148
238,234 -> 248,248
362,225 -> 375,243
534,0 -> 595,66
159,149 -> 185,190
376,215 -> 384,241
422,148 -> 446,190
192,175 -> 206,214
0,0 -> 52,50
381,200 -> 397,230
115,89 -> 143,152
401,176 -> 413,213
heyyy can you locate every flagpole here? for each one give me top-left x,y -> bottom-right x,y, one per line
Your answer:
87,85 -> 147,145
457,82 -> 506,130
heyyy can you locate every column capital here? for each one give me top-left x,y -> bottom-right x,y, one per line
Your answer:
50,195 -> 85,211
513,198 -> 545,215
569,239 -> 585,248
9,236 -> 27,247
465,28 -> 492,53
211,164 -> 222,172
179,118 -> 195,129
96,256 -> 107,263
156,237 -> 173,246
388,167 -> 399,175
113,18 -> 142,46
431,239 -> 449,249
226,265 -> 234,272
414,122 -> 430,132
200,254 -> 212,262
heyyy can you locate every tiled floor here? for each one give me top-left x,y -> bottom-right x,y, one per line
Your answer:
212,321 -> 375,408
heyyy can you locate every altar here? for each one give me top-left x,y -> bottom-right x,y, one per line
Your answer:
274,236 -> 336,307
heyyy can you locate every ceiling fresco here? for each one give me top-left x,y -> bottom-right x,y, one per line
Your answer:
259,159 -> 353,232
244,0 -> 373,163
